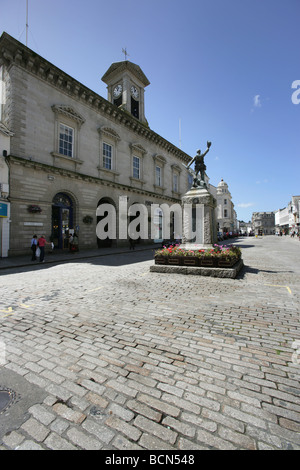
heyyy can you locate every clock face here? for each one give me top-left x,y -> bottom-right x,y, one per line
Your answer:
131,85 -> 139,99
113,84 -> 122,98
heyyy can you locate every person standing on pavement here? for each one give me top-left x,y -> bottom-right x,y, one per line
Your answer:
129,237 -> 135,250
37,235 -> 51,262
31,235 -> 38,261
72,233 -> 79,252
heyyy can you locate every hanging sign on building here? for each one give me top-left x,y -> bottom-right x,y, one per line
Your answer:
0,202 -> 8,217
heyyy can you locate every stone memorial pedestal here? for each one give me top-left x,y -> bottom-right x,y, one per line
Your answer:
181,185 -> 217,250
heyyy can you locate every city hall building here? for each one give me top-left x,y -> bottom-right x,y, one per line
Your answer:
0,32 -> 238,257
0,32 -> 193,256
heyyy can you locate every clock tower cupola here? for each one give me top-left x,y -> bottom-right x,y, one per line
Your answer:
101,60 -> 150,124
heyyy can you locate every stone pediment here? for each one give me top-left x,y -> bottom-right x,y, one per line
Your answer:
51,105 -> 85,127
98,126 -> 121,142
130,143 -> 147,155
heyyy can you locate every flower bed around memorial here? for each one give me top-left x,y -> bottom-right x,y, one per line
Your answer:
154,244 -> 242,268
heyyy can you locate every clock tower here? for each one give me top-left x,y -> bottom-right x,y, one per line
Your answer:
101,61 -> 150,124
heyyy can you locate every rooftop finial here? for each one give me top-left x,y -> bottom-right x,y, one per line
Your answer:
122,47 -> 129,61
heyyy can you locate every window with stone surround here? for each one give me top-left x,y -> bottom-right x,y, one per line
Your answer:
129,143 -> 146,187
171,163 -> 181,196
51,105 -> 85,168
97,126 -> 120,179
153,154 -> 166,192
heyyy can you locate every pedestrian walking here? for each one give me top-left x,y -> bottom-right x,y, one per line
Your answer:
129,237 -> 135,250
69,233 -> 74,252
37,235 -> 51,262
31,234 -> 38,261
70,233 -> 79,252
72,233 -> 79,252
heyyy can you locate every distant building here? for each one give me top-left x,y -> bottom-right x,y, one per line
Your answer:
238,221 -> 252,235
210,179 -> 238,234
252,212 -> 275,235
275,196 -> 300,235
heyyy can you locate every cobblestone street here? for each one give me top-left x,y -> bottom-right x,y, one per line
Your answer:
0,236 -> 300,450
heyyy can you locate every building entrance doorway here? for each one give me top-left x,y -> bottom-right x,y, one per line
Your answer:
52,193 -> 74,249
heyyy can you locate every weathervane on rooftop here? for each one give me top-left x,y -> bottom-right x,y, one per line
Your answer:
122,48 -> 129,61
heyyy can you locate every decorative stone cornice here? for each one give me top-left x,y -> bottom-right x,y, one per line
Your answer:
0,32 -> 192,165
7,155 -> 181,204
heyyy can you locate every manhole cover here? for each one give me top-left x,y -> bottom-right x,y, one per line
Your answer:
0,387 -> 19,413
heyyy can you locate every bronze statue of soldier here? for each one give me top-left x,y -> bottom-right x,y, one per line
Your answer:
187,142 -> 212,188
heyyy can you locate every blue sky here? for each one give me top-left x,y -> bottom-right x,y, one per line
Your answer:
1,0 -> 299,222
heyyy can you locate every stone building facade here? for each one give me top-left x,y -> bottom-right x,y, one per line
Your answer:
210,178 -> 237,235
0,122 -> 11,257
0,32 -> 192,256
0,56 -> 12,257
252,212 -> 275,235
275,196 -> 300,235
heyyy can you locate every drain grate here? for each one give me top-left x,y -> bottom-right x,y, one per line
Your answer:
0,387 -> 19,413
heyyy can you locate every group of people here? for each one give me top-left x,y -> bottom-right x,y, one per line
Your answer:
30,235 -> 53,262
31,232 -> 79,262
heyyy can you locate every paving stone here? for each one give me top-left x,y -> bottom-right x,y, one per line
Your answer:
52,403 -> 86,424
105,415 -> 142,442
2,431 -> 25,449
21,418 -> 50,442
28,404 -> 56,426
126,399 -> 162,422
81,418 -> 115,444
16,440 -> 44,450
134,415 -> 178,444
66,427 -> 103,450
138,432 -> 175,450
44,432 -> 77,450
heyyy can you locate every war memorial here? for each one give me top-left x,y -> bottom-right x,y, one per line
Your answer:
151,143 -> 244,278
